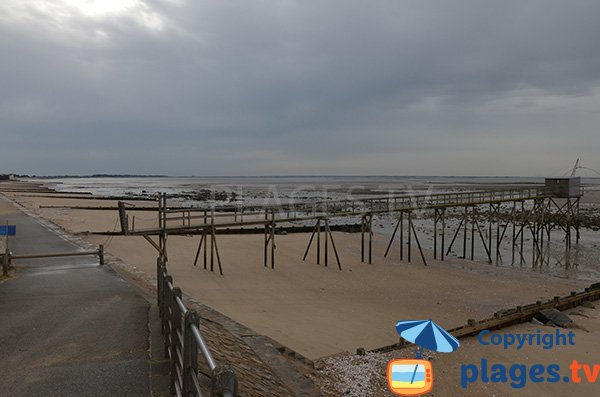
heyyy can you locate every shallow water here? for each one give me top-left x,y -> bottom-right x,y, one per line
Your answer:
374,214 -> 600,283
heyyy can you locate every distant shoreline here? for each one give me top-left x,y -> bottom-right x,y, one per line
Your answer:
17,174 -> 600,179
18,174 -> 169,179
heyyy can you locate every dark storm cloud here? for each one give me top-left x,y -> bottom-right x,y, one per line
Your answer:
1,0 -> 599,176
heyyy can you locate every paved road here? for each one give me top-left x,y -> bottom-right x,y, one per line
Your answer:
0,197 -> 150,396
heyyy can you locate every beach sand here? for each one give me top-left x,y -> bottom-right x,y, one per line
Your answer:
2,186 -> 598,396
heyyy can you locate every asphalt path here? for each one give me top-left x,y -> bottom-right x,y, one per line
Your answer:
0,197 -> 150,396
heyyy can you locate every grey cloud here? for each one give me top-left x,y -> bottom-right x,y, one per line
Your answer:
1,0 -> 599,176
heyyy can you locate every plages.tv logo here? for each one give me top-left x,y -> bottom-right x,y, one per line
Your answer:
388,359 -> 434,396
387,320 -> 460,396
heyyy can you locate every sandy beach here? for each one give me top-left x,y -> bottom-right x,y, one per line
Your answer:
2,181 -> 598,396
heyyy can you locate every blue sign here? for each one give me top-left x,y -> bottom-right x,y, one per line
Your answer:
0,225 -> 16,236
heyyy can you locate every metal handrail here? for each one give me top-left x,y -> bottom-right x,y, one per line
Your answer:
157,258 -> 238,396
191,325 -> 217,371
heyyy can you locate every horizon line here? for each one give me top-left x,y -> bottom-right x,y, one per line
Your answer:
15,174 -> 595,179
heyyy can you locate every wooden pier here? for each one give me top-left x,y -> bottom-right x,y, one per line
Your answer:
108,184 -> 583,274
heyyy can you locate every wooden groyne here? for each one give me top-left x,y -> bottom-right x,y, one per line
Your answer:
369,283 -> 600,354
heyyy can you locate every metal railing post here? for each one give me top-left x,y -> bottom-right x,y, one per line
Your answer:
163,275 -> 173,358
211,365 -> 238,397
157,258 -> 162,307
184,311 -> 200,396
155,256 -> 239,396
170,287 -> 183,395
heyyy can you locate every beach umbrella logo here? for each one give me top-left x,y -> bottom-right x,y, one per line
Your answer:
395,320 -> 460,353
387,320 -> 458,395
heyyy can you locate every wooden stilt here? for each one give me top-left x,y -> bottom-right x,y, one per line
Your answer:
446,215 -> 464,256
324,218 -> 329,267
361,215 -> 365,262
433,209 -> 438,260
193,233 -> 205,267
470,206 -> 475,260
400,211 -> 404,261
488,204 -> 493,259
264,212 -> 268,268
317,218 -> 321,265
441,209 -> 445,261
495,205 -> 501,263
368,213 -> 373,264
211,228 -> 223,276
474,219 -> 492,262
203,212 -> 207,269
407,211 -> 412,263
511,201 -> 516,265
325,222 -> 342,270
210,210 -> 215,271
520,201 -> 525,265
384,215 -> 402,258
463,206 -> 468,259
271,211 -> 275,269
303,221 -> 319,261
409,215 -> 427,266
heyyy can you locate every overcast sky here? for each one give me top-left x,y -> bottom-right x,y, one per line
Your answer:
1,1 -> 599,176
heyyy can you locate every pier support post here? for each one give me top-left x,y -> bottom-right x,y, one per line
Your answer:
317,218 -> 321,265
302,218 -> 342,270
408,212 -> 427,266
368,213 -> 373,264
470,205 -> 475,260
324,218 -> 328,266
446,212 -> 464,257
211,227 -> 223,275
576,198 -> 581,244
190,224 -> 224,275
384,214 -> 401,259
263,210 -> 276,270
271,211 -> 276,269
520,201 -> 525,265
303,220 -> 319,262
400,211 -> 404,261
432,208 -> 446,261
511,201 -> 516,264
325,220 -> 343,270
488,204 -> 493,260
264,213 -> 268,267
407,211 -> 412,262
360,215 -> 365,262
441,209 -> 445,261
359,214 -> 373,264
433,209 -> 438,260
462,206 -> 468,259
193,232 -> 205,267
